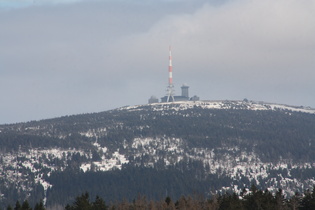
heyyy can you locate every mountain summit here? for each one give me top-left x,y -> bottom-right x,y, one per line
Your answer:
1,100 -> 315,208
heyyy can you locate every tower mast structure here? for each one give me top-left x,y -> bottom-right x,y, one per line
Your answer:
166,46 -> 175,102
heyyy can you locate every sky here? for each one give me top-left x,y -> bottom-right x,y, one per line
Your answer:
1,0 -> 315,124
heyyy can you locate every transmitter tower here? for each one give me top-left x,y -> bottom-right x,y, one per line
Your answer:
166,46 -> 175,102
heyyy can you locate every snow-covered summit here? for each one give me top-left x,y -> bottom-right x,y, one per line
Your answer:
118,100 -> 315,114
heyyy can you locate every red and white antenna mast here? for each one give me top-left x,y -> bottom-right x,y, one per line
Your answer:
168,46 -> 173,86
166,46 -> 175,102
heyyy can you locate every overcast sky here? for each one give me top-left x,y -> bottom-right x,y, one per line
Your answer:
1,0 -> 315,124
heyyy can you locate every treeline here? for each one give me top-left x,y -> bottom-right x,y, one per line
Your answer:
6,200 -> 44,210
63,185 -> 315,210
6,185 -> 315,210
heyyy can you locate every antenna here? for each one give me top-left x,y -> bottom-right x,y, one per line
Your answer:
166,46 -> 175,102
168,46 -> 173,86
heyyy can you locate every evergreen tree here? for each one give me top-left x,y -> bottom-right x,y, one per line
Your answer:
14,201 -> 21,210
261,189 -> 276,210
65,192 -> 92,210
21,200 -> 32,210
34,200 -> 45,210
7,205 -> 13,210
65,204 -> 72,210
165,196 -> 171,205
92,196 -> 107,210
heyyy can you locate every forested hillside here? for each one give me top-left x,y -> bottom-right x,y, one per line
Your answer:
0,100 -> 315,208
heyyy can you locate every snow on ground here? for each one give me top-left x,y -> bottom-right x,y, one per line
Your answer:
131,137 -> 185,163
80,150 -> 129,172
80,141 -> 129,172
80,128 -> 107,138
118,100 -> 315,114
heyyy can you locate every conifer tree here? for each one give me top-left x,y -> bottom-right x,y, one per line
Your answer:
92,196 -> 107,210
21,200 -> 32,210
65,192 -> 92,210
14,201 -> 21,210
165,196 -> 171,205
34,200 -> 46,210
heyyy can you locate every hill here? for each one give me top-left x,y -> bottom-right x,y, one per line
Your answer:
0,100 -> 315,208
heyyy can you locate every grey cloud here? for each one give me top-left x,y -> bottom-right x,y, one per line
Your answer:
1,0 -> 315,124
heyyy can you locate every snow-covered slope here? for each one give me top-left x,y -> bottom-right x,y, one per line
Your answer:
0,100 -> 315,207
